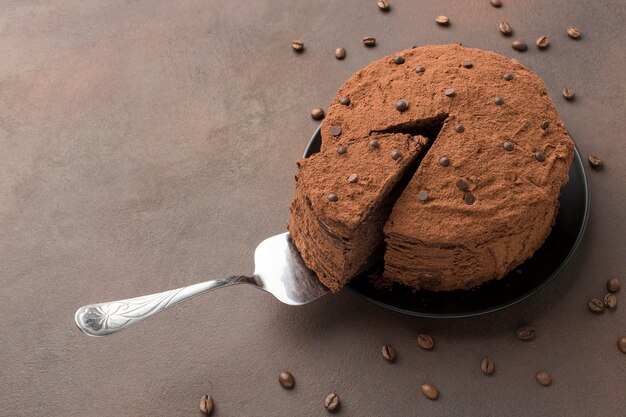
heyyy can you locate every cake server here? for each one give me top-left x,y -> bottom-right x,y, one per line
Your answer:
74,233 -> 329,336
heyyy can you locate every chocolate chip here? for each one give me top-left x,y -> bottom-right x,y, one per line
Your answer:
418,190 -> 429,201
512,40 -> 528,51
331,126 -> 342,136
607,278 -> 620,293
445,88 -> 456,97
415,66 -> 426,73
535,371 -> 552,386
499,22 -> 513,36
516,326 -> 536,341
420,384 -> 439,400
455,124 -> 465,133
417,334 -> 434,350
456,178 -> 468,191
391,150 -> 403,160
278,371 -> 295,389
461,60 -> 473,68
503,73 -> 513,81
395,99 -> 409,112
536,36 -> 550,49
381,344 -> 396,362
464,193 -> 475,205
567,25 -> 582,39
491,0 -> 502,7
334,47 -> 346,60
535,151 -> 546,162
503,141 -> 514,151
324,393 -> 340,412
377,0 -> 390,11
562,88 -> 575,100
604,293 -> 617,309
588,298 -> 604,313
435,15 -> 449,25
369,140 -> 380,149
540,120 -> 550,130
340,97 -> 351,106
363,37 -> 376,47
348,174 -> 358,183
393,55 -> 405,64
327,193 -> 339,202
291,40 -> 304,52
439,156 -> 450,167
494,96 -> 504,105
311,108 -> 325,120
588,153 -> 603,169
337,146 -> 347,155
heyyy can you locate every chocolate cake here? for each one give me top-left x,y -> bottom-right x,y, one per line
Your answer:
289,44 -> 574,292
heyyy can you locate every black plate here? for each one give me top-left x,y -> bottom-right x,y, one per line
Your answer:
303,126 -> 589,318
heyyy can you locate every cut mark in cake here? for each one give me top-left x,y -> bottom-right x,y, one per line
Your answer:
371,113 -> 449,143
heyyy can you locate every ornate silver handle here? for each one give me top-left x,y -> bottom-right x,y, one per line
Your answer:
74,275 -> 252,337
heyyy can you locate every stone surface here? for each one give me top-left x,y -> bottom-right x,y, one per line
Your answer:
0,1 -> 624,416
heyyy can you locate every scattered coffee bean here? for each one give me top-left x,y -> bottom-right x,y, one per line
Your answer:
607,278 -> 620,293
499,22 -> 513,36
435,16 -> 449,26
348,174 -> 358,183
503,73 -> 513,81
456,178 -> 468,191
562,88 -> 575,100
618,337 -> 626,353
418,190 -> 429,201
363,37 -> 377,47
512,40 -> 527,52
535,371 -> 552,386
536,36 -> 550,49
464,193 -> 475,205
199,394 -> 214,415
455,124 -> 465,133
491,0 -> 503,7
540,120 -> 550,130
335,47 -> 346,60
377,0 -> 390,11
369,139 -> 380,149
391,150 -> 403,160
420,383 -> 439,400
311,108 -> 325,120
494,96 -> 505,105
393,55 -> 405,64
324,393 -> 340,412
445,88 -> 456,97
396,99 -> 409,112
567,25 -> 581,39
340,97 -> 350,106
417,334 -> 434,350
461,60 -> 473,68
535,151 -> 546,162
337,146 -> 347,155
415,65 -> 426,73
516,325 -> 535,341
481,357 -> 495,376
503,141 -> 514,151
588,153 -> 603,169
291,40 -> 304,52
439,156 -> 450,167
331,126 -> 342,136
604,293 -> 617,309
381,344 -> 396,362
327,193 -> 339,202
588,298 -> 604,313
278,371 -> 295,389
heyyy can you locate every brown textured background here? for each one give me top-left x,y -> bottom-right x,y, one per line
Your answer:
0,0 -> 624,416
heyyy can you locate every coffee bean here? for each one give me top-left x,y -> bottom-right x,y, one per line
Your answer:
331,125 -> 342,136
311,108 -> 325,120
393,55 -> 405,64
324,393 -> 340,412
435,16 -> 449,25
381,344 -> 396,362
418,190 -> 429,201
535,371 -> 552,386
607,278 -> 620,293
369,139 -> 380,149
494,96 -> 505,105
455,124 -> 465,133
536,36 -> 550,49
491,0 -> 502,7
377,0 -> 390,10
363,37 -> 377,47
439,156 -> 450,167
618,337 -> 626,353
420,383 -> 439,400
348,174 -> 358,183
588,298 -> 604,313
391,150 -> 403,160
456,178 -> 468,191
503,73 -> 513,81
604,293 -> 617,309
503,141 -> 514,151
588,153 -> 603,169
516,325 -> 535,341
499,22 -> 513,36
291,40 -> 304,52
464,193 -> 475,205
567,25 -> 581,39
199,394 -> 214,415
335,47 -> 346,60
461,60 -> 473,68
540,120 -> 550,130
562,88 -> 575,100
512,40 -> 527,52
481,357 -> 495,376
445,88 -> 456,97
417,334 -> 434,350
337,146 -> 347,155
415,66 -> 426,73
278,371 -> 295,389
535,151 -> 546,162
396,99 -> 409,112
327,193 -> 339,202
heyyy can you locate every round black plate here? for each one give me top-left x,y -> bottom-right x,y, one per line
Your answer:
303,126 -> 589,318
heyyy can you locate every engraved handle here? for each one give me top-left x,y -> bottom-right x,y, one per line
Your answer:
74,275 -> 252,337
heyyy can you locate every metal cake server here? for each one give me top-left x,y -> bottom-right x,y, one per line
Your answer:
74,233 -> 329,337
